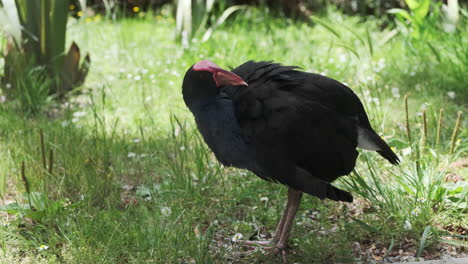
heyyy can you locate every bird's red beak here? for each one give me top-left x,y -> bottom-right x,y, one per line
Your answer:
212,69 -> 248,88
193,60 -> 248,88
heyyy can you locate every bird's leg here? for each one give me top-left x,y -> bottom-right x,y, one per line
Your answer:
271,191 -> 293,243
274,188 -> 303,263
239,188 -> 294,247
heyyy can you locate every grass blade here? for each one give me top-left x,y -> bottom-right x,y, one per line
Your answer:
310,16 -> 341,39
417,226 -> 432,257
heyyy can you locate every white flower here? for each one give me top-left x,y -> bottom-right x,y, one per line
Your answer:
161,207 -> 172,216
37,245 -> 49,251
73,111 -> 86,118
133,139 -> 141,143
411,207 -> 421,216
5,83 -> 11,89
139,153 -> 148,158
174,127 -> 180,137
231,232 -> 243,242
391,88 -> 400,98
402,147 -> 412,156
417,197 -> 427,203
127,152 -> 137,158
179,146 -> 186,151
404,219 -> 412,230
0,221 -> 9,227
145,96 -> 152,102
447,91 -> 456,99
260,197 -> 269,202
134,75 -> 141,81
61,121 -> 71,127
0,95 -> 6,103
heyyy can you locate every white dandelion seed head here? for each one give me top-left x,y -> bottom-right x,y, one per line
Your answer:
404,219 -> 412,230
161,206 -> 172,216
447,91 -> 456,99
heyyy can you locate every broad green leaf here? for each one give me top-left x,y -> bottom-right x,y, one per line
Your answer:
388,8 -> 414,23
405,0 -> 420,10
0,0 -> 21,45
413,0 -> 431,23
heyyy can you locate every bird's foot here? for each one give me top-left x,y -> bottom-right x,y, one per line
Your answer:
236,239 -> 273,246
273,245 -> 288,264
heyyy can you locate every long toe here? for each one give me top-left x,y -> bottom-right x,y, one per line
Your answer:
238,240 -> 273,246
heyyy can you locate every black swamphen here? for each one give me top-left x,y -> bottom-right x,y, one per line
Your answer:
182,60 -> 399,260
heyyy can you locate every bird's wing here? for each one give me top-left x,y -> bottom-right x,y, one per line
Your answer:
230,61 -> 399,166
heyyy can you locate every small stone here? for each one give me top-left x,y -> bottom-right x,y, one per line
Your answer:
352,242 -> 361,252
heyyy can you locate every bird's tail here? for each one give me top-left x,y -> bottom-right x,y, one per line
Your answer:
291,168 -> 353,202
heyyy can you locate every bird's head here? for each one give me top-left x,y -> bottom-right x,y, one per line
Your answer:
182,60 -> 247,105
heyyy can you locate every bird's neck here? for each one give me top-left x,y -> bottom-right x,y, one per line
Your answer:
185,96 -> 218,112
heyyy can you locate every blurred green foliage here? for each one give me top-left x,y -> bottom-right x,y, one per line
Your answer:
0,0 -> 90,114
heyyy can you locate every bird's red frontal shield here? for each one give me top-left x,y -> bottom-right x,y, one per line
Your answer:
193,60 -> 248,88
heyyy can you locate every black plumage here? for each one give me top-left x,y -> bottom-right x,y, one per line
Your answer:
182,60 -> 399,257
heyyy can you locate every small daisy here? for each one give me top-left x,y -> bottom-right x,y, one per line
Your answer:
417,197 -> 427,203
37,245 -> 49,251
231,232 -> 243,242
411,207 -> 421,216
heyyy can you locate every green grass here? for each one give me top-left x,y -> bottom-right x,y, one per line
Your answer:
0,7 -> 466,263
